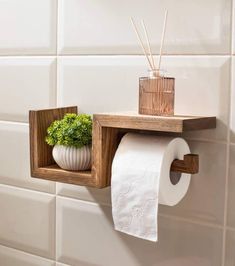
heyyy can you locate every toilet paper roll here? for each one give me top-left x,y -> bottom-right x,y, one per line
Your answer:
111,133 -> 191,241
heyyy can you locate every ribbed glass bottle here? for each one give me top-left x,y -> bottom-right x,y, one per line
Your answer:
139,69 -> 175,116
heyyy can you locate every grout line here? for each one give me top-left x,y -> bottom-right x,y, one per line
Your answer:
57,194 -> 112,207
0,243 -> 54,263
54,194 -> 57,262
55,0 -> 58,57
55,0 -> 59,263
0,55 -> 57,58
0,54 -> 57,57
184,137 -> 228,145
56,194 -> 224,230
55,54 -> 232,58
226,226 -> 235,232
0,54 -> 232,58
0,120 -> 29,126
158,213 -> 224,230
57,53 -> 232,57
55,0 -> 60,109
221,1 -> 234,265
221,77 -> 231,266
0,183 -> 56,197
55,53 -> 58,107
0,117 -> 228,146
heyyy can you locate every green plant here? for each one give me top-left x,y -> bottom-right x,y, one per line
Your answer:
45,113 -> 92,148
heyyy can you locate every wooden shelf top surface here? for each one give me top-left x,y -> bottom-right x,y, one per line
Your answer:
94,112 -> 216,133
35,165 -> 94,186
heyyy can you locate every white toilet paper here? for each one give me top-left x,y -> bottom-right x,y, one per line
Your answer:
111,133 -> 191,242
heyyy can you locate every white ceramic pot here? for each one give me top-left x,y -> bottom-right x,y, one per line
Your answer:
52,145 -> 91,171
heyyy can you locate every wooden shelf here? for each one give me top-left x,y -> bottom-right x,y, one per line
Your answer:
29,106 -> 96,187
94,112 -> 216,133
29,106 -> 216,188
36,165 -> 93,186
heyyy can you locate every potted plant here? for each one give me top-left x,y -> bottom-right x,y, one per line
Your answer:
45,113 -> 92,171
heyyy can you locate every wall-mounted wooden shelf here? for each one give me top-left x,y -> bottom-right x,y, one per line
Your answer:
30,106 -> 95,187
29,107 -> 216,188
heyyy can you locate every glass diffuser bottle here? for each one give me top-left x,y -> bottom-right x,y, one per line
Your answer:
139,69 -> 175,116
131,11 -> 173,116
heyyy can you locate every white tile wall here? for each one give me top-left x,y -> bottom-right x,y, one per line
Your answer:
58,56 -> 230,141
230,57 -> 235,143
58,0 -> 231,55
0,245 -> 54,266
0,185 -> 55,259
225,229 -> 235,266
57,183 -> 111,205
159,141 -> 227,225
57,56 -> 142,114
57,197 -> 223,266
0,122 -> 55,193
227,144 -> 235,228
0,1 -> 234,266
0,0 -> 56,55
0,57 -> 56,122
56,263 -> 69,266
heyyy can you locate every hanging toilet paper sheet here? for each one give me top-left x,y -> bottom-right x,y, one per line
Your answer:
111,133 -> 191,242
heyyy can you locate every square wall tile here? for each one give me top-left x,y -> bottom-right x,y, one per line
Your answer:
0,0 -> 56,55
230,57 -> 235,143
0,122 -> 55,194
159,141 -> 227,225
0,245 -> 54,266
227,144 -> 235,228
57,197 -> 222,266
58,0 -> 231,55
0,185 -> 55,259
57,56 -> 143,114
0,57 -> 56,122
225,229 -> 235,266
57,183 -> 111,205
58,56 -> 230,141
166,56 -> 230,142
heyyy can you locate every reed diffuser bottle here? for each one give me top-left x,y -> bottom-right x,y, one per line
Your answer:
131,10 -> 175,116
139,70 -> 175,116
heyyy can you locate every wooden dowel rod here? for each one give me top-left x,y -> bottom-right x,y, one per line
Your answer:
170,154 -> 199,174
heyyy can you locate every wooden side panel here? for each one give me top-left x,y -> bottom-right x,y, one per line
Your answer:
92,117 -> 118,188
29,106 -> 78,175
183,117 -> 216,131
29,108 -> 216,188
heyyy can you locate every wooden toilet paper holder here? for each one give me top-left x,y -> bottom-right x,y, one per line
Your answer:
29,106 -> 215,188
170,154 -> 199,174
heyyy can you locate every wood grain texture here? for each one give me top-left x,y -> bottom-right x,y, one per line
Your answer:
92,117 -> 118,188
33,165 -> 95,187
94,112 -> 216,132
29,106 -> 96,186
139,77 -> 175,116
29,107 -> 215,188
171,154 -> 199,174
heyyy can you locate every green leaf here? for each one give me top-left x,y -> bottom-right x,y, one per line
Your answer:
45,113 -> 92,148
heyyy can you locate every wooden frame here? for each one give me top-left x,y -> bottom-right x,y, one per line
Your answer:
29,107 -> 216,188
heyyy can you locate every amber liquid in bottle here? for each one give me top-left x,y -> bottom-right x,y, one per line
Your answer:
139,70 -> 175,116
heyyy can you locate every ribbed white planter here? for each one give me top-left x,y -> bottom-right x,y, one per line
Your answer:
52,145 -> 91,171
